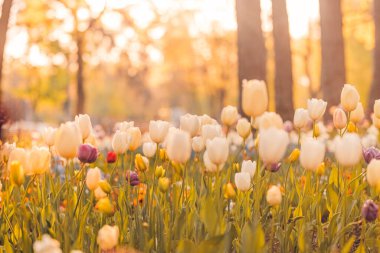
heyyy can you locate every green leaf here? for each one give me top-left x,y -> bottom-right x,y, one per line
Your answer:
341,236 -> 355,253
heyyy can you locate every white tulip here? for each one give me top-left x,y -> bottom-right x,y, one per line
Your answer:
86,167 -> 101,191
94,186 -> 107,200
203,151 -> 218,172
116,121 -> 134,132
236,118 -> 251,139
0,142 -> 15,162
201,124 -> 222,143
340,84 -> 360,112
221,106 -> 239,126
180,114 -> 200,137
242,79 -> 268,117
27,147 -> 51,175
166,129 -> 191,164
97,225 -> 119,250
33,234 -> 62,253
266,185 -> 282,206
55,122 -> 82,159
75,114 -> 92,140
259,127 -> 289,165
333,108 -> 347,130
300,137 -> 325,172
334,133 -> 362,167
351,102 -> 365,123
143,142 -> 157,158
112,130 -> 128,154
241,160 -> 256,178
149,120 -> 170,143
367,159 -> 380,188
198,114 -> 218,126
256,112 -> 283,130
307,98 -> 327,121
293,108 -> 309,130
126,127 -> 141,151
192,136 -> 204,152
206,137 -> 229,166
42,127 -> 57,147
234,172 -> 251,191
7,147 -> 27,171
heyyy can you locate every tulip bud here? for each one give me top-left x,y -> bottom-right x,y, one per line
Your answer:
234,172 -> 251,191
97,225 -> 119,251
362,200 -> 379,222
166,129 -> 191,164
143,142 -> 157,158
42,127 -> 56,147
206,137 -> 229,166
75,114 -> 92,140
158,177 -> 170,193
351,102 -> 365,123
259,127 -> 289,165
180,114 -> 200,137
94,186 -> 107,200
333,108 -> 347,130
112,131 -> 128,154
375,100 -> 380,119
135,154 -> 149,172
149,120 -> 170,144
340,84 -> 360,112
313,124 -> 321,138
98,180 -> 112,194
126,171 -> 140,186
367,159 -> 380,190
10,161 -> 25,186
155,166 -> 165,178
242,79 -> 268,118
287,148 -> 300,163
307,98 -> 327,121
192,136 -> 204,153
316,162 -> 325,176
236,118 -> 251,139
95,198 -> 115,215
293,108 -> 309,130
78,144 -> 98,163
106,151 -> 117,163
159,148 -> 167,161
266,185 -> 282,206
223,182 -> 236,199
335,133 -> 362,167
241,160 -> 256,178
221,106 -> 239,126
300,138 -> 325,172
55,122 -> 82,159
127,127 -> 141,151
86,167 -> 101,191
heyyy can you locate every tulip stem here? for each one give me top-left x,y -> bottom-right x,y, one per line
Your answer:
22,174 -> 37,200
342,112 -> 351,136
73,176 -> 86,217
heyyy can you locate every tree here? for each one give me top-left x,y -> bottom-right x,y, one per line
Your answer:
236,0 -> 266,115
368,0 -> 380,113
272,0 -> 294,120
319,0 -> 346,116
0,0 -> 13,104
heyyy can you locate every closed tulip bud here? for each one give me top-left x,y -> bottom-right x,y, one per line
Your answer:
7,147 -> 27,171
10,161 -> 25,186
241,160 -> 256,178
75,114 -> 92,140
234,172 -> 251,191
112,130 -> 128,154
143,142 -> 157,158
78,144 -> 98,163
126,171 -> 140,186
97,225 -> 119,251
347,122 -> 357,133
98,180 -> 112,194
28,147 -> 51,175
335,133 -> 362,167
367,159 -> 380,189
94,186 -> 107,200
293,108 -> 309,130
316,162 -> 325,176
375,100 -> 380,119
236,118 -> 251,139
223,182 -> 236,199
127,127 -> 141,151
362,200 -> 379,222
351,102 -> 365,123
55,122 -> 82,159
203,151 -> 218,173
287,148 -> 300,163
192,136 -> 204,152
0,142 -> 15,162
158,177 -> 170,193
155,166 -> 165,178
106,151 -> 117,163
135,154 -> 149,172
201,124 -> 222,143
363,147 -> 380,164
313,124 -> 321,138
256,112 -> 283,130
206,137 -> 229,166
42,127 -> 56,147
259,127 -> 289,165
159,148 -> 167,161
333,108 -> 347,130
95,198 -> 114,215
166,129 -> 191,164
180,114 -> 200,137
307,98 -> 327,121
221,106 -> 239,126
341,84 -> 360,112
266,185 -> 282,206
242,79 -> 268,117
149,120 -> 170,143
86,167 -> 101,191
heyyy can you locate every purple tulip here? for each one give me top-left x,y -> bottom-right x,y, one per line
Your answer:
362,199 -> 379,222
363,147 -> 380,164
78,144 -> 98,163
126,171 -> 140,186
266,163 -> 281,172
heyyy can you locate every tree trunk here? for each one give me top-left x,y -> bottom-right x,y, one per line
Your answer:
272,0 -> 294,121
319,0 -> 346,118
0,0 -> 13,105
236,0 -> 266,116
76,37 -> 85,115
368,0 -> 380,113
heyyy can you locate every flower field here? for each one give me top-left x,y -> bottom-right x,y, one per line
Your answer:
2,80 -> 380,252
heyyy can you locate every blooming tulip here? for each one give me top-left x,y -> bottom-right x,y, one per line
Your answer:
256,112 -> 283,130
33,234 -> 62,253
42,127 -> 56,147
0,142 -> 15,162
166,129 -> 191,164
75,114 -> 92,140
180,114 -> 200,137
340,84 -> 360,112
241,160 -> 256,178
367,159 -> 380,189
203,151 -> 218,172
236,118 -> 251,139
135,154 -> 149,172
201,124 -> 222,143
335,133 -> 362,167
106,151 -> 117,163
242,79 -> 268,117
300,137 -> 325,172
7,147 -> 27,171
307,98 -> 327,121
192,136 -> 204,152
266,185 -> 282,206
149,120 -> 170,143
293,108 -> 309,130
78,144 -> 98,163
126,171 -> 140,186
117,121 -> 134,132
333,108 -> 347,130
221,106 -> 239,126
86,167 -> 101,191
206,137 -> 229,166
112,130 -> 128,154
259,127 -> 289,165
351,102 -> 365,123
234,172 -> 251,191
158,177 -> 170,192
143,142 -> 157,158
363,147 -> 380,164
28,147 -> 51,175
97,225 -> 119,250
199,114 -> 218,126
127,127 -> 141,151
55,122 -> 82,159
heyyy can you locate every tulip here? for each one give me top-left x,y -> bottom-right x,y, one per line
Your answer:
126,127 -> 141,151
10,161 -> 25,186
155,165 -> 165,178
236,118 -> 251,139
307,98 -> 327,121
192,136 -> 204,152
334,133 -> 362,167
117,121 -> 134,132
203,151 -> 218,172
221,105 -> 239,126
266,185 -> 282,206
78,144 -> 98,163
42,127 -> 56,147
33,234 -> 62,253
300,137 -> 325,172
242,79 -> 268,117
340,84 -> 360,112
316,162 -> 325,176
362,200 -> 379,222
287,148 -> 300,163
241,160 -> 256,178
98,180 -> 112,194
0,142 -> 15,162
135,154 -> 149,172
86,167 -> 101,191
94,187 -> 107,200
363,147 -> 380,164
259,127 -> 289,165
158,177 -> 170,193
293,108 -> 309,130
95,198 -> 115,215
234,172 -> 251,191
106,151 -> 117,163
373,114 -> 380,128
112,130 -> 128,154
367,159 -> 380,189
283,121 -> 293,133
7,147 -> 27,171
201,124 -> 222,143
166,129 -> 191,164
375,100 -> 380,119
206,137 -> 229,166
126,171 -> 140,186
180,114 -> 200,137
351,102 -> 365,123
149,120 -> 170,143
143,142 -> 157,158
256,112 -> 283,130
333,108 -> 347,130
97,225 -> 119,250
55,122 -> 82,159
75,114 -> 92,140
27,147 -> 51,175
223,182 -> 236,199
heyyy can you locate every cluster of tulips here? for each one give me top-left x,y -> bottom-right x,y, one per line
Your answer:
2,80 -> 380,252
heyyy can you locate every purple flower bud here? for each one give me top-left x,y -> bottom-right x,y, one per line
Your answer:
126,171 -> 140,186
362,199 -> 379,222
283,121 -> 293,133
78,144 -> 98,163
363,147 -> 380,164
266,163 -> 281,172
